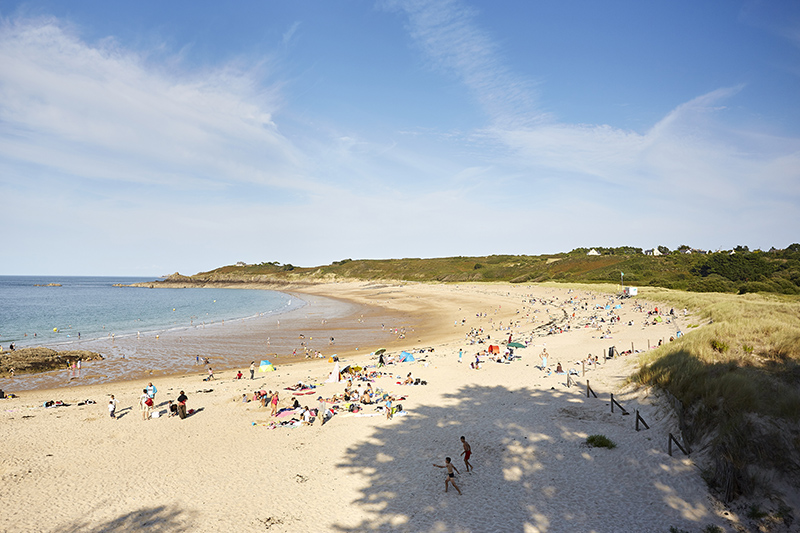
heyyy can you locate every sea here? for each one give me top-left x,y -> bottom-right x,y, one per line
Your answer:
0,276 -> 303,349
0,276 -> 308,391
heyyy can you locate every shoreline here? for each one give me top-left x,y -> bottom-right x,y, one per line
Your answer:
0,282 -> 435,394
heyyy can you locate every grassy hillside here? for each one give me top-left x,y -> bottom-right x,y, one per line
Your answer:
182,245 -> 800,295
631,289 -> 800,508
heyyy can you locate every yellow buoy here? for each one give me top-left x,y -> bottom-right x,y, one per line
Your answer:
173,308 -> 176,311
53,327 -> 58,332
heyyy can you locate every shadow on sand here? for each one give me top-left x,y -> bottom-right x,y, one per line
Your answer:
58,504 -> 194,532
332,383 -> 716,533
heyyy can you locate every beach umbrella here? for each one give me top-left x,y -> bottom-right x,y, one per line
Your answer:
325,361 -> 341,383
508,342 -> 526,348
375,348 -> 386,355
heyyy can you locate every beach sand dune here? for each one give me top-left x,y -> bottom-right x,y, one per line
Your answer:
0,283 -> 731,532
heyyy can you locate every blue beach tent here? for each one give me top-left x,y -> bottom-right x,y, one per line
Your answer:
398,351 -> 416,362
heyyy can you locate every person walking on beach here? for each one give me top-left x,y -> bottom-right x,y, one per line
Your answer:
108,395 -> 117,419
250,361 -> 255,380
460,436 -> 473,472
177,391 -> 188,419
146,382 -> 157,404
317,396 -> 328,426
458,349 -> 463,363
385,397 -> 393,420
140,389 -> 152,420
433,457 -> 462,494
539,348 -> 548,370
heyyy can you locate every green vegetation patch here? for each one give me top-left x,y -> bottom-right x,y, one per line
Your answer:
586,434 -> 617,449
189,244 -> 800,295
632,290 -> 800,501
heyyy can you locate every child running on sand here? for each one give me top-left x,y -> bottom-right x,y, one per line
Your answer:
433,457 -> 462,494
460,436 -> 472,472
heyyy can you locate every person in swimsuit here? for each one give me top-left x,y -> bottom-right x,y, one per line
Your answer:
270,391 -> 279,416
460,436 -> 473,472
433,457 -> 461,494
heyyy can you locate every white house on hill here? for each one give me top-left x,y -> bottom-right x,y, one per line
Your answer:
587,249 -> 600,256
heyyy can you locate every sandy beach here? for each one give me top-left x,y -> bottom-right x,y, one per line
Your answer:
0,282 -> 736,532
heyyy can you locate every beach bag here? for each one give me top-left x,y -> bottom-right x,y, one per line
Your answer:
145,398 -> 153,407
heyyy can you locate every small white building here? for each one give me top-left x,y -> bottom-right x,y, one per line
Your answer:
624,287 -> 638,297
644,248 -> 662,256
587,249 -> 600,256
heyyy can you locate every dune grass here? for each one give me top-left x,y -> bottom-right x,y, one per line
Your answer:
586,434 -> 617,449
631,289 -> 800,501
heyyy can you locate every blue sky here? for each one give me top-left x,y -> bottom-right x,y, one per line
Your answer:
1,0 -> 798,276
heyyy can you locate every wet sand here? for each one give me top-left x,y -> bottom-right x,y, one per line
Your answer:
0,287 -> 421,393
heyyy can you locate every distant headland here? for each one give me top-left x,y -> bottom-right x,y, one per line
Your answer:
133,244 -> 800,295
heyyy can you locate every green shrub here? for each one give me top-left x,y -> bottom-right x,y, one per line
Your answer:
710,339 -> 729,353
738,281 -> 776,294
586,434 -> 616,449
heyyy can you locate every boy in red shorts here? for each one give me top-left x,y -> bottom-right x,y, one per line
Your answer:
460,435 -> 473,472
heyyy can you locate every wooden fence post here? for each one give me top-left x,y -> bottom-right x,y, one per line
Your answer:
610,393 -> 628,415
635,409 -> 650,431
668,433 -> 689,456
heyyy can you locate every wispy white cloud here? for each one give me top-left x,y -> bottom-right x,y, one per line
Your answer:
0,17 -> 311,195
282,21 -> 301,46
387,1 -> 799,209
497,85 -> 800,207
385,0 -> 543,127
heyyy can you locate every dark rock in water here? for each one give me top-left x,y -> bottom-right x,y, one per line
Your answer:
0,347 -> 103,377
